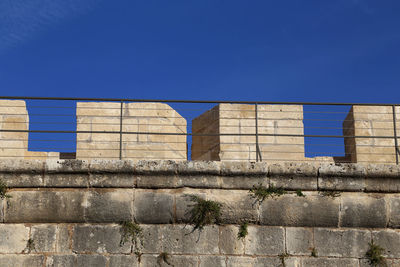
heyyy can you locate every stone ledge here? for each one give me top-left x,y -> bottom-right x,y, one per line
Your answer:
2,189 -> 399,228
0,159 -> 397,177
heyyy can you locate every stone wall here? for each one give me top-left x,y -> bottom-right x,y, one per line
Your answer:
76,102 -> 187,160
192,104 -> 304,162
343,105 -> 400,164
0,160 -> 399,267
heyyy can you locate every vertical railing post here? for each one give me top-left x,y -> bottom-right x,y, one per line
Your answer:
255,103 -> 262,162
393,105 -> 399,165
119,101 -> 123,160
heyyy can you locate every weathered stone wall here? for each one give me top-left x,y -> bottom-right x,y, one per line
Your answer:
76,102 -> 187,160
192,104 -> 304,162
0,160 -> 399,267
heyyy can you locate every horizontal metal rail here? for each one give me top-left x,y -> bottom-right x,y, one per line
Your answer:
0,95 -> 399,106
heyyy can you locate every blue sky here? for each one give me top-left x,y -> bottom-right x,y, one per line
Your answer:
1,0 -> 399,102
0,0 -> 399,157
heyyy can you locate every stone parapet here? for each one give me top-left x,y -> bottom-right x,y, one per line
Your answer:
76,102 -> 187,160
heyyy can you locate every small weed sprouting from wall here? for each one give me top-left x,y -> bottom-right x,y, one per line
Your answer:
185,195 -> 222,234
0,179 -> 11,199
311,247 -> 318,257
237,222 -> 248,240
249,183 -> 286,203
279,252 -> 289,267
366,240 -> 387,267
295,189 -> 305,197
318,190 -> 341,198
23,238 -> 35,253
157,252 -> 173,266
119,221 -> 143,252
135,251 -> 143,264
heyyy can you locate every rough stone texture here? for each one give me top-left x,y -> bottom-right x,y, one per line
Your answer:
199,256 -> 226,267
133,190 -> 174,224
76,255 -> 107,266
0,255 -> 45,267
260,192 -> 339,227
0,224 -> 29,253
314,228 -> 370,258
109,255 -> 139,267
76,102 -> 187,160
141,255 -> 198,267
85,189 -> 134,222
161,225 -> 219,254
46,255 -> 76,267
372,230 -> 400,258
389,195 -> 400,228
343,105 -> 400,164
191,104 -> 304,162
245,226 -> 284,255
5,190 -> 86,223
31,224 -> 57,252
286,227 -> 313,256
219,225 -> 244,255
301,258 -> 359,267
340,193 -> 387,228
72,224 -> 131,254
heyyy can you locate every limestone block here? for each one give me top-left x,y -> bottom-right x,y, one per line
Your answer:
31,224 -> 57,252
140,224 -> 163,253
301,258 -> 359,267
199,256 -> 226,267
5,191 -> 86,223
225,257 -> 255,267
192,103 -> 304,162
372,230 -> 400,258
76,102 -> 187,160
219,225 -> 245,255
84,189 -> 134,222
0,100 -> 29,159
133,190 -> 174,224
161,224 -> 219,254
260,192 -> 339,227
46,255 -> 76,267
141,255 -> 198,267
72,224 -> 131,253
314,228 -> 370,257
109,255 -> 139,267
244,226 -> 284,255
340,193 -> 387,228
343,105 -> 400,164
389,195 -> 400,228
0,255 -> 45,267
0,224 -> 29,253
286,227 -> 313,256
76,255 -> 107,267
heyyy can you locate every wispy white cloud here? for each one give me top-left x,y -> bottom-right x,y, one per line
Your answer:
0,0 -> 101,52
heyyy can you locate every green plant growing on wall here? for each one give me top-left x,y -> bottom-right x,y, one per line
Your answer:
119,220 -> 143,252
318,190 -> 341,198
157,252 -> 173,266
311,247 -> 318,257
0,179 -> 11,199
249,183 -> 286,203
279,252 -> 289,267
295,189 -> 305,197
366,240 -> 387,267
237,222 -> 248,240
185,195 -> 222,234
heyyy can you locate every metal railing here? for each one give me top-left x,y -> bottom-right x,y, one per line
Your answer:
0,96 -> 398,164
